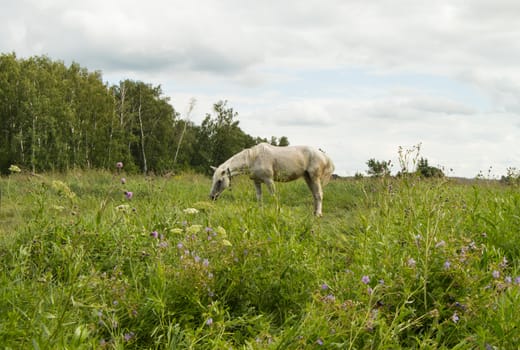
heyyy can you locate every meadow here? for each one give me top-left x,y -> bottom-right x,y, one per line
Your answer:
0,169 -> 519,349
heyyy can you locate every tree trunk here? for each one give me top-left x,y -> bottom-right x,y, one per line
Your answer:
31,114 -> 36,174
173,98 -> 196,168
138,93 -> 147,174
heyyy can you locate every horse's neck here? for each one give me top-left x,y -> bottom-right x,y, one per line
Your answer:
226,150 -> 250,176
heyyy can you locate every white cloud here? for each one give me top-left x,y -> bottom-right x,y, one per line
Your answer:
1,0 -> 520,177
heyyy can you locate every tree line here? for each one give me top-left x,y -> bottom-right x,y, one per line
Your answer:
364,157 -> 445,178
0,53 -> 289,175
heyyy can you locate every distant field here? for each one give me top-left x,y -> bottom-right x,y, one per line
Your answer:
0,171 -> 519,349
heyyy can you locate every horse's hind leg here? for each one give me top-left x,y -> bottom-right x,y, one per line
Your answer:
264,179 -> 275,196
304,173 -> 323,216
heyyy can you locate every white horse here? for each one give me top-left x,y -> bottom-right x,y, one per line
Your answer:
209,143 -> 335,216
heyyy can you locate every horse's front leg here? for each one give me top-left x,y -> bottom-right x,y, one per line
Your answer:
254,181 -> 263,202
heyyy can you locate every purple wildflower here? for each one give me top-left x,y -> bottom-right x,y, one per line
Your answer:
505,276 -> 512,284
150,231 -> 159,239
124,332 -> 135,342
177,242 -> 184,249
124,191 -> 133,199
206,318 -> 213,326
492,270 -> 500,279
515,276 -> 520,285
407,258 -> 416,267
121,177 -> 126,184
116,162 -> 123,169
203,258 -> 209,267
444,260 -> 451,270
326,294 -> 335,302
454,302 -> 466,310
451,312 -> 459,323
361,275 -> 370,284
321,283 -> 329,290
316,339 -> 324,345
435,240 -> 446,248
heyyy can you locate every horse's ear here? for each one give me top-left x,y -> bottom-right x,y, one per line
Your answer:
210,166 -> 217,171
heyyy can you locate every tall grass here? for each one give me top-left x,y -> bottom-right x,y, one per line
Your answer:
0,170 -> 519,349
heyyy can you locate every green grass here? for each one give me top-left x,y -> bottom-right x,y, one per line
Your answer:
0,171 -> 519,349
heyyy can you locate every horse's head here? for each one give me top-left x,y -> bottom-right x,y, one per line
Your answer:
209,166 -> 231,200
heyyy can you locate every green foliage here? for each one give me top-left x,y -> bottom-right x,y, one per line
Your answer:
500,167 -> 520,185
193,100 -> 258,173
1,171 -> 519,348
0,54 -> 288,175
366,158 -> 392,177
269,136 -> 290,146
373,145 -> 444,179
0,54 -> 116,173
416,158 -> 445,178
110,80 -> 180,174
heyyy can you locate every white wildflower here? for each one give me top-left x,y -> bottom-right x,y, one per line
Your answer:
221,239 -> 233,247
187,224 -> 202,234
116,204 -> 130,211
9,164 -> 21,173
216,226 -> 227,237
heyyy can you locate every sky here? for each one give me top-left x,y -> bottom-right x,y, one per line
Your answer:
2,0 -> 520,178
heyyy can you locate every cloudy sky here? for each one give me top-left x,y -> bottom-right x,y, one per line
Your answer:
2,0 -> 520,177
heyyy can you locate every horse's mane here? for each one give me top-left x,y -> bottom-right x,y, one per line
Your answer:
228,143 -> 270,164
247,142 -> 269,155
223,147 -> 253,175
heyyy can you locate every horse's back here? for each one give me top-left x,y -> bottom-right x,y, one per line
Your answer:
249,143 -> 333,183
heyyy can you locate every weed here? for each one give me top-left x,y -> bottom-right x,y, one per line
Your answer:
0,171 -> 519,348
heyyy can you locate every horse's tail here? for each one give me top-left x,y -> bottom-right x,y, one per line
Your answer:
321,155 -> 335,186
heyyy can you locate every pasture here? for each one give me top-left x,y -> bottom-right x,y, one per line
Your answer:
0,171 -> 519,349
